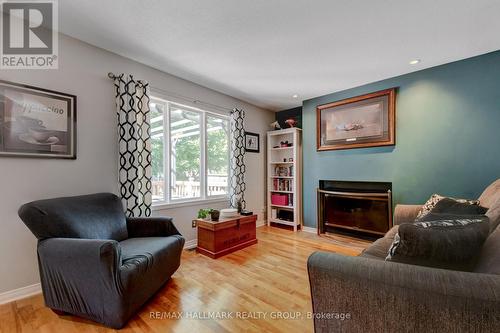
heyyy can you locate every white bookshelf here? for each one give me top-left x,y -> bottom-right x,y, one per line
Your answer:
267,128 -> 302,231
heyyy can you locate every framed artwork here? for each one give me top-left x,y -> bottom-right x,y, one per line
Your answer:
244,131 -> 259,153
0,80 -> 76,159
317,88 -> 396,151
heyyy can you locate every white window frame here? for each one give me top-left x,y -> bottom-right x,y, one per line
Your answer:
150,95 -> 230,210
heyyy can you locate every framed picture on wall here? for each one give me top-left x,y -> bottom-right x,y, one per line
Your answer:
0,80 -> 77,159
317,88 -> 396,151
244,131 -> 260,153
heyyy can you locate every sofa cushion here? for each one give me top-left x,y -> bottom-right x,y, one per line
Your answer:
419,197 -> 488,217
18,193 -> 128,241
416,194 -> 480,220
474,225 -> 500,275
359,225 -> 399,260
119,236 -> 185,293
386,216 -> 490,271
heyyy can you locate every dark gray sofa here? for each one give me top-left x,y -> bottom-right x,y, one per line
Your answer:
308,179 -> 500,332
18,193 -> 185,329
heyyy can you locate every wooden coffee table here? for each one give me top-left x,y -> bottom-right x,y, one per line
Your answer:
195,214 -> 258,258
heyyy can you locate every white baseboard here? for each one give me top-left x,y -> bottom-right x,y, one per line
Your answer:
0,283 -> 42,305
184,239 -> 197,249
301,226 -> 317,234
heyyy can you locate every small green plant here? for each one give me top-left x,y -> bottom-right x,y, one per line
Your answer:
197,208 -> 213,219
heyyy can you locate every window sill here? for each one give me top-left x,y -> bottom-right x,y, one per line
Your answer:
152,197 -> 229,211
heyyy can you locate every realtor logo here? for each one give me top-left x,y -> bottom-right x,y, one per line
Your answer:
1,0 -> 58,69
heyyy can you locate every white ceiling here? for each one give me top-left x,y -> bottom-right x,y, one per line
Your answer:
58,0 -> 500,111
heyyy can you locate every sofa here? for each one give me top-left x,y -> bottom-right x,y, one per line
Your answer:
18,193 -> 185,329
308,179 -> 500,333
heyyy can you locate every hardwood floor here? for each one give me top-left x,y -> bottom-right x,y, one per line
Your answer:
0,226 -> 370,333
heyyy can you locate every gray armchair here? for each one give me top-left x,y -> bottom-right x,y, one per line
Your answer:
19,193 -> 185,329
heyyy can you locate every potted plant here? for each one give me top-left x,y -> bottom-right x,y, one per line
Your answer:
210,209 -> 220,221
197,208 -> 211,219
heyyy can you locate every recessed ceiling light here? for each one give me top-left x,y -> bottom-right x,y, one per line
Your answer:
409,59 -> 421,65
292,94 -> 299,99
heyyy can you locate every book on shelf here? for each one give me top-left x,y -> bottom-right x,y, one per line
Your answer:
272,178 -> 293,191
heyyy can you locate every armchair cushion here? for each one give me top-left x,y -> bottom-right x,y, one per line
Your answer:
119,236 -> 185,294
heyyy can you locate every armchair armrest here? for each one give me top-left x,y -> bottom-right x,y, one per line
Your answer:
393,204 -> 422,225
37,238 -> 122,314
307,252 -> 500,333
126,216 -> 180,238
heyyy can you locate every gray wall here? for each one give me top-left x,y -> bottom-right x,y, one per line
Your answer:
0,34 -> 274,294
302,51 -> 500,227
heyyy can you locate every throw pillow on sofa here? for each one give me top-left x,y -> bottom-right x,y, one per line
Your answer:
386,216 -> 490,271
416,194 -> 480,220
416,197 -> 488,220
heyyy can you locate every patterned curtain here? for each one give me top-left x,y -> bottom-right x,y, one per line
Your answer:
113,74 -> 152,217
229,108 -> 246,209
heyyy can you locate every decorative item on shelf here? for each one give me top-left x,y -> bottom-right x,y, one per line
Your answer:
271,193 -> 289,206
240,209 -> 253,216
285,118 -> 298,128
288,157 -> 293,162
278,210 -> 294,222
317,88 -> 396,151
210,209 -> 220,221
270,121 -> 281,130
283,158 -> 287,162
220,208 -> 239,219
244,131 -> 260,153
274,166 -> 291,177
279,140 -> 293,147
0,79 -> 77,159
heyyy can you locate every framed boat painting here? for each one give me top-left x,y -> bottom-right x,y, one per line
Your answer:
317,88 -> 396,151
0,80 -> 76,159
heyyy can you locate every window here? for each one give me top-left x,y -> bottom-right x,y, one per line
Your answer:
150,97 -> 229,205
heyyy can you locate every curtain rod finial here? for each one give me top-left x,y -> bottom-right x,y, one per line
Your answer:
107,72 -> 115,79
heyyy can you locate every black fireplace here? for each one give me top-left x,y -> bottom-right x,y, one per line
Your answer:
317,180 -> 392,237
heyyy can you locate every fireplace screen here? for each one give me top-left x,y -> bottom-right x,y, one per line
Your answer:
317,180 -> 392,237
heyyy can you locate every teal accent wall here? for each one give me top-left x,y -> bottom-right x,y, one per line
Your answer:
302,51 -> 500,227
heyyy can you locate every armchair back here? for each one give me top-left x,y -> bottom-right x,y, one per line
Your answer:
19,193 -> 128,241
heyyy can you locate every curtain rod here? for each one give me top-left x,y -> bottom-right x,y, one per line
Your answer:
107,72 -> 235,113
